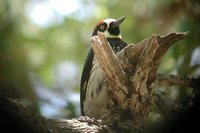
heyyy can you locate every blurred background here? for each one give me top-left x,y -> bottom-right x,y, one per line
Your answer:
0,0 -> 199,125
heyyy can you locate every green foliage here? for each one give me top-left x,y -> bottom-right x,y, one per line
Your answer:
0,0 -> 39,113
0,0 -> 199,120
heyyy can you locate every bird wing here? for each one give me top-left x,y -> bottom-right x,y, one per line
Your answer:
80,48 -> 94,115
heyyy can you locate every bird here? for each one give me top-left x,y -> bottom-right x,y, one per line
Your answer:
80,17 -> 128,119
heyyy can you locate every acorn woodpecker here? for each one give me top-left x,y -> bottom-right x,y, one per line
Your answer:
80,17 -> 127,119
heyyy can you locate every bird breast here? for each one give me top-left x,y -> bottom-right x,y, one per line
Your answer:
83,56 -> 109,119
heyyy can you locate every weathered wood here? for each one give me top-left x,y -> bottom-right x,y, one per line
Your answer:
0,97 -> 112,133
90,31 -> 188,132
48,117 -> 112,133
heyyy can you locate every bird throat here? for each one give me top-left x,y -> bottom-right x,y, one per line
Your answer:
104,29 -> 122,39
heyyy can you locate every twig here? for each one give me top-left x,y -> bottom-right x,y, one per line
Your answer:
158,74 -> 200,89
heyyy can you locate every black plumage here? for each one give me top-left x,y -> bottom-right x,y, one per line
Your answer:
80,17 -> 127,117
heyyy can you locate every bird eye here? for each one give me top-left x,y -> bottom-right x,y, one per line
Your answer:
100,25 -> 105,30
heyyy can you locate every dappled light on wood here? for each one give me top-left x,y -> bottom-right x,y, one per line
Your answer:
90,31 -> 187,132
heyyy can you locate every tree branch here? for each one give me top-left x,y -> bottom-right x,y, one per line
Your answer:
158,74 -> 200,89
0,97 -> 112,133
48,117 -> 112,133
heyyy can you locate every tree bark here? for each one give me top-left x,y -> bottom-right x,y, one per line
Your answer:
90,32 -> 187,132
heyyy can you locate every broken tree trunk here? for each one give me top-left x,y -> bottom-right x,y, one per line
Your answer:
91,31 -> 188,132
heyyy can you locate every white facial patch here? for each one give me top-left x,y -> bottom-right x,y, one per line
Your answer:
102,18 -> 122,39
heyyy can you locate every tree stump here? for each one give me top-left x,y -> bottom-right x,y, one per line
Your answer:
90,31 -> 188,132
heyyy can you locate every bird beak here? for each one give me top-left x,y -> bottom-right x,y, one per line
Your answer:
112,17 -> 126,28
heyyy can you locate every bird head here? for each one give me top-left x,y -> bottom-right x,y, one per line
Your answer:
92,17 -> 126,39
